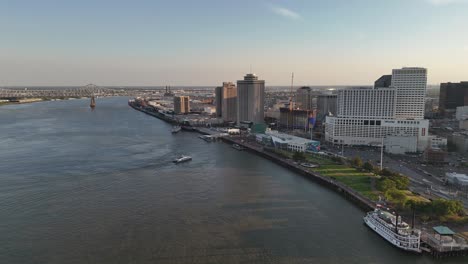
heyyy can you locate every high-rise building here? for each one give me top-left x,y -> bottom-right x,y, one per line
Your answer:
221,82 -> 237,122
215,86 -> 222,117
237,73 -> 265,124
325,67 -> 430,152
391,67 -> 427,119
174,96 -> 190,114
279,108 -> 311,130
295,86 -> 315,110
439,82 -> 468,114
317,94 -> 337,120
374,75 -> 392,89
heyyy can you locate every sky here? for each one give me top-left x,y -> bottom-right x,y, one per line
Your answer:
1,0 -> 468,86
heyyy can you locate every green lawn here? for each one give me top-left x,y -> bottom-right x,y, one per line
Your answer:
311,163 -> 380,200
269,149 -> 380,201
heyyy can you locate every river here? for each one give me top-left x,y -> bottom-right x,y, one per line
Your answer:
0,97 -> 463,263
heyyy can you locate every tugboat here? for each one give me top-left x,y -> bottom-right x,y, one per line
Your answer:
363,208 -> 421,253
171,126 -> 181,134
173,155 -> 192,164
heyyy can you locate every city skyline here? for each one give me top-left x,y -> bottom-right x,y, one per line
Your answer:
1,0 -> 468,86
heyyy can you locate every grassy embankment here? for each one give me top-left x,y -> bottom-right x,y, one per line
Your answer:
268,149 -> 380,200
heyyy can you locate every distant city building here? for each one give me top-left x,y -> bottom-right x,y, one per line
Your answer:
428,136 -> 447,149
451,133 -> 468,153
295,86 -> 315,110
174,96 -> 190,114
456,106 -> 468,121
439,82 -> 468,114
423,148 -> 447,164
215,86 -> 222,118
374,75 -> 392,89
221,82 -> 237,122
460,120 -> 468,130
446,172 -> 468,186
204,106 -> 216,115
237,73 -> 265,124
163,86 -> 174,97
384,136 -> 418,154
425,98 -> 439,118
325,67 -> 430,151
317,94 -> 337,121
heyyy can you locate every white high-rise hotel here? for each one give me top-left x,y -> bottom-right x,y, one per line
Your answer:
325,67 -> 429,151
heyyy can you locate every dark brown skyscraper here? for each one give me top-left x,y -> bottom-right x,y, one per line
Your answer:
439,82 -> 468,114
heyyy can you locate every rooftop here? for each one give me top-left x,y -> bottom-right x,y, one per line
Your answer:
433,226 -> 456,236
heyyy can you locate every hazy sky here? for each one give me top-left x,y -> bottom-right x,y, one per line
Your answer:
1,0 -> 468,86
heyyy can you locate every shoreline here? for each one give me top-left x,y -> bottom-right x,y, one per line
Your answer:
129,101 -> 468,258
129,101 -> 375,210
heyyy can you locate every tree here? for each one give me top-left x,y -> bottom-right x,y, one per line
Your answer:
362,161 -> 374,172
385,189 -> 407,208
380,168 -> 394,177
393,175 -> 410,190
351,156 -> 363,168
292,151 -> 306,162
377,178 -> 396,192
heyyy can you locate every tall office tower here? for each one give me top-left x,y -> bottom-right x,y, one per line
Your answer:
374,75 -> 392,89
325,67 -> 430,152
174,96 -> 190,114
391,67 -> 427,119
215,86 -> 223,117
221,82 -> 237,122
237,73 -> 265,124
439,82 -> 468,114
296,86 -> 315,110
317,94 -> 337,120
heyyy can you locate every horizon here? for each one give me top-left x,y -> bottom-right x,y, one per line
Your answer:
1,0 -> 468,85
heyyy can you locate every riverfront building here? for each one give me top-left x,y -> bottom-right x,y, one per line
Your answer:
174,96 -> 190,114
256,130 -> 320,153
237,73 -> 265,125
325,67 -> 430,152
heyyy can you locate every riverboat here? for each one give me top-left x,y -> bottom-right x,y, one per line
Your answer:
363,208 -> 421,253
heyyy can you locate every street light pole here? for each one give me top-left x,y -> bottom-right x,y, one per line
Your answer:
380,137 -> 384,170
